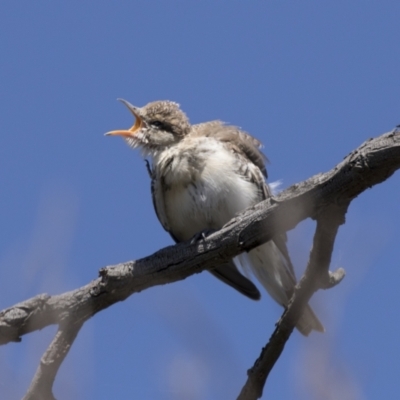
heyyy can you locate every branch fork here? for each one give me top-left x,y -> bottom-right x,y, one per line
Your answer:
0,129 -> 399,399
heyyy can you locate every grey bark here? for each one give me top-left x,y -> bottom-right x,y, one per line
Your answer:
0,128 -> 399,399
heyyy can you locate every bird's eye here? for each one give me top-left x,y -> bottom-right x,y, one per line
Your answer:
149,120 -> 174,133
151,121 -> 164,128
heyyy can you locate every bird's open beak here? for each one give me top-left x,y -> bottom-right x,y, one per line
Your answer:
105,99 -> 143,137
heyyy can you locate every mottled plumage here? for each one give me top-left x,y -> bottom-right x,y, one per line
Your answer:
106,99 -> 324,335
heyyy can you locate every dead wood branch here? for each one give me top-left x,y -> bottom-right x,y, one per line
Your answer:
0,128 -> 398,398
22,319 -> 84,400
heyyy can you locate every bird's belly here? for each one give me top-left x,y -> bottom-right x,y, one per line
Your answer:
164,168 -> 260,241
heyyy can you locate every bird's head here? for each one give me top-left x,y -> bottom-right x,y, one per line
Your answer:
106,99 -> 191,155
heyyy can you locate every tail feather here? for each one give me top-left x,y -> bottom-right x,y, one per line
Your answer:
239,242 -> 325,336
210,261 -> 261,300
296,304 -> 325,336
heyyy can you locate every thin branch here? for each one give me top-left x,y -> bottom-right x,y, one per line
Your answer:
0,128 -> 399,398
0,129 -> 399,347
22,319 -> 84,400
237,205 -> 347,400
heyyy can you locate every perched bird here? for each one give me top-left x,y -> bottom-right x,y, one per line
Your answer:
106,99 -> 324,335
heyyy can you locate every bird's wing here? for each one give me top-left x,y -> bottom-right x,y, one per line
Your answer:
149,158 -> 261,300
149,162 -> 175,238
191,123 -> 323,333
191,121 -> 269,178
193,122 -> 297,283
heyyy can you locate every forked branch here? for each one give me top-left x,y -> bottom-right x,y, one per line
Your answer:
0,128 -> 398,398
237,206 -> 347,400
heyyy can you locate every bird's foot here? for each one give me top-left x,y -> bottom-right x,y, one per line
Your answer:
190,228 -> 217,244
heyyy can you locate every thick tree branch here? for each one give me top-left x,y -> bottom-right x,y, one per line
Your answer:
1,129 -> 399,346
0,128 -> 399,398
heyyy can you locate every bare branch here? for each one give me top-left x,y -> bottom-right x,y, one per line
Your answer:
237,206 -> 346,400
1,129 -> 399,346
22,319 -> 84,400
0,128 -> 399,397
320,267 -> 346,290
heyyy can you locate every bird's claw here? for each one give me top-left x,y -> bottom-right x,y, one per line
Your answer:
190,228 -> 217,244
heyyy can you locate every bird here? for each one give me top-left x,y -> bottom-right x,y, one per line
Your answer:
106,99 -> 324,336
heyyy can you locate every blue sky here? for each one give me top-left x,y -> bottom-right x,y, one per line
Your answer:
1,2 -> 399,399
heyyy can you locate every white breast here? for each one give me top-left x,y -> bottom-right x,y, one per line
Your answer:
154,138 -> 261,241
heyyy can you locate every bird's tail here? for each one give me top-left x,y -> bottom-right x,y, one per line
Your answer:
296,304 -> 325,336
237,241 -> 325,336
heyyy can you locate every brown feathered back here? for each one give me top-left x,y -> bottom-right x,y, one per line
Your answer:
190,121 -> 269,179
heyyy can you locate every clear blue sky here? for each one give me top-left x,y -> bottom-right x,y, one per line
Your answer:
1,2 -> 399,399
